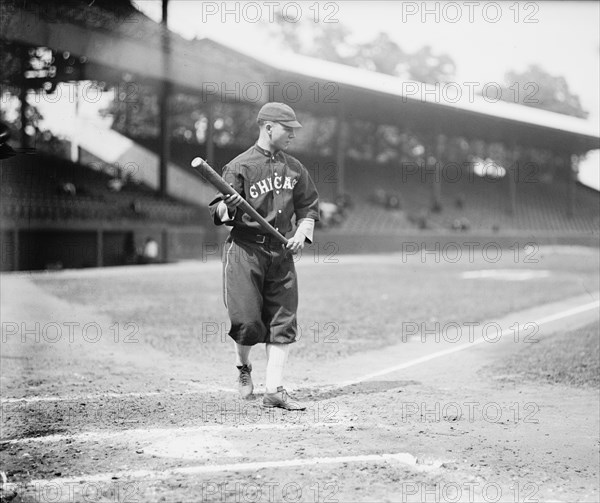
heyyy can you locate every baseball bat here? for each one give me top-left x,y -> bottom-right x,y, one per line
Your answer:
191,157 -> 289,245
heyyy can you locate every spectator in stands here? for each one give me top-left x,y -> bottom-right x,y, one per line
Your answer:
369,188 -> 401,210
129,199 -> 142,215
319,201 -> 338,228
57,182 -> 77,196
124,233 -> 137,265
107,178 -> 124,192
411,209 -> 429,229
334,193 -> 352,210
386,193 -> 401,210
451,217 -> 471,231
139,237 -> 159,264
370,188 -> 388,206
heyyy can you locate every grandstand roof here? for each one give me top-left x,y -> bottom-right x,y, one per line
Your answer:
3,1 -> 598,153
199,38 -> 600,152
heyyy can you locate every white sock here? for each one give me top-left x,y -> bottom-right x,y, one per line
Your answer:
234,342 -> 252,367
265,343 -> 289,393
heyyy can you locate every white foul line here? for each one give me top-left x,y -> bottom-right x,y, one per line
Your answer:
341,300 -> 600,386
529,301 -> 599,326
2,420 -> 363,445
29,451 -> 439,486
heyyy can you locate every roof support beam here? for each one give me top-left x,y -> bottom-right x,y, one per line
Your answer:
507,141 -> 518,217
18,43 -> 29,149
161,228 -> 169,263
19,86 -> 29,149
335,104 -> 348,198
96,229 -> 103,267
432,131 -> 445,212
14,229 -> 20,271
566,152 -> 576,219
158,0 -> 170,197
206,101 -> 215,166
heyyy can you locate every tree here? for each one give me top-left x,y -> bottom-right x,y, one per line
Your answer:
262,15 -> 456,83
307,22 -> 356,66
405,45 -> 455,84
0,40 -> 85,147
349,33 -> 406,76
500,64 -> 588,118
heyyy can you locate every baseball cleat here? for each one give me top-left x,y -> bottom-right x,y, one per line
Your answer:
237,364 -> 254,400
262,386 -> 306,410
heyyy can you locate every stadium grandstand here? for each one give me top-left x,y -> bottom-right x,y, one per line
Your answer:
1,0 -> 598,271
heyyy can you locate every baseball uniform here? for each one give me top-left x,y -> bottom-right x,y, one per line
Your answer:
209,143 -> 320,346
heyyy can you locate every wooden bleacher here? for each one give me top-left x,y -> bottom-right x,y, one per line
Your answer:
0,152 -> 213,270
1,152 -> 205,224
325,160 -> 599,235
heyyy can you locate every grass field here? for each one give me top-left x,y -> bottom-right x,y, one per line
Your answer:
485,320 -> 600,388
28,245 -> 600,363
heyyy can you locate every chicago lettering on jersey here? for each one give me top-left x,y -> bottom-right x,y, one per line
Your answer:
248,175 -> 298,198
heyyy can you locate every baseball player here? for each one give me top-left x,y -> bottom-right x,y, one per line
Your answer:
208,102 -> 320,410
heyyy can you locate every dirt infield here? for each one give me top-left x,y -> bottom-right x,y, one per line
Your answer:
1,246 -> 599,502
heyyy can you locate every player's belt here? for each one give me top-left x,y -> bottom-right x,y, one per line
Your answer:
231,227 -> 284,247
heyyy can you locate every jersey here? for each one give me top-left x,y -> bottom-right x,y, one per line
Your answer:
208,144 -> 320,236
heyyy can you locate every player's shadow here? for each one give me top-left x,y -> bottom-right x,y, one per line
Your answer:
297,380 -> 420,401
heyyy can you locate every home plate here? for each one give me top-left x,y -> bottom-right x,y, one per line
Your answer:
461,269 -> 551,281
144,431 -> 242,460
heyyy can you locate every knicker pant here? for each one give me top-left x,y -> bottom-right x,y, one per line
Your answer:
222,236 -> 298,345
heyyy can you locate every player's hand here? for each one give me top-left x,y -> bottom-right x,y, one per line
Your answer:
286,234 -> 305,254
222,193 -> 243,211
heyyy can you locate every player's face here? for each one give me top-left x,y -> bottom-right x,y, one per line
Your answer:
269,122 -> 297,151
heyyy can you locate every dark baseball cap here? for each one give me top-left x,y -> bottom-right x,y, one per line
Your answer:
257,102 -> 302,128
